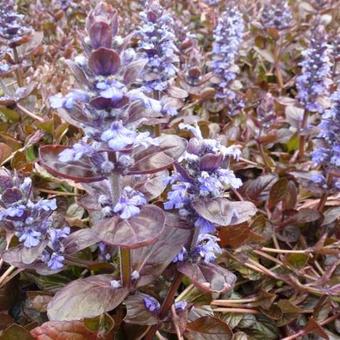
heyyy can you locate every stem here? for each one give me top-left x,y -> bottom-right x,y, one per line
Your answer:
281,314 -> 339,340
211,297 -> 258,306
12,47 -> 24,87
16,103 -> 44,122
298,110 -> 309,160
154,124 -> 161,137
260,247 -> 311,254
108,172 -> 121,206
0,265 -> 16,287
120,247 -> 131,288
257,127 -> 272,172
212,307 -> 260,314
145,273 -> 183,340
317,173 -> 333,213
274,37 -> 284,91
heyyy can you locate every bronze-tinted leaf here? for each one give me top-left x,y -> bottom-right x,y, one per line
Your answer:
268,178 -> 289,210
124,293 -> 159,326
2,241 -> 48,266
63,228 -> 100,255
95,205 -> 165,249
186,316 -> 232,340
47,275 -> 129,321
128,135 -> 187,175
39,145 -> 105,183
177,262 -> 236,294
192,198 -> 257,226
88,48 -> 120,76
239,174 -> 277,206
30,320 -> 99,340
131,217 -> 192,287
123,59 -> 148,84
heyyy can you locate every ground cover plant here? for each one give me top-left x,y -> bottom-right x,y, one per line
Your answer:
0,0 -> 339,339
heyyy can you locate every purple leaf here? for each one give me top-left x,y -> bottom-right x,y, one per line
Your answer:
88,48 -> 120,76
192,198 -> 257,226
177,262 -> 236,294
89,21 -> 113,49
199,153 -> 223,171
2,241 -> 48,266
131,215 -> 192,287
63,228 -> 100,255
94,205 -> 166,249
39,145 -> 105,183
47,274 -> 129,321
124,293 -> 159,326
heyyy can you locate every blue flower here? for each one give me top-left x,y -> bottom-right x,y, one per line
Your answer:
47,252 -> 65,271
172,247 -> 187,263
113,186 -> 146,219
143,295 -> 160,313
194,217 -> 215,234
18,228 -> 42,248
164,182 -> 191,210
174,301 -> 187,311
59,142 -> 95,163
50,90 -> 89,110
261,0 -> 292,30
194,234 -> 222,263
137,1 -> 178,93
212,6 -> 244,111
101,121 -> 136,151
296,26 -> 332,114
312,85 -> 340,168
49,226 -> 70,247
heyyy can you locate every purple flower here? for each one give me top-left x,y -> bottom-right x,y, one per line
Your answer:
137,1 -> 179,93
50,90 -> 90,110
143,295 -> 160,313
47,253 -> 65,271
194,234 -> 222,263
59,142 -> 95,163
296,26 -> 332,114
212,6 -> 244,115
261,0 -> 292,30
18,229 -> 42,248
172,247 -> 188,263
110,280 -> 122,289
164,182 -> 191,210
174,301 -> 187,311
194,217 -> 215,234
101,121 -> 136,151
113,187 -> 146,219
312,85 -> 340,168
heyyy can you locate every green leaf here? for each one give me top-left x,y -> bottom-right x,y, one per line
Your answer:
0,324 -> 33,340
285,253 -> 309,269
0,107 -> 20,122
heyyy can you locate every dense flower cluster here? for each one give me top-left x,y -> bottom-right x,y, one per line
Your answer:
0,1 -> 32,47
49,2 -> 163,181
0,174 -> 69,270
165,123 -> 241,262
203,0 -> 220,6
256,92 -> 276,129
296,26 -> 332,113
312,85 -> 340,168
212,6 -> 244,115
136,0 -> 179,93
261,0 -> 292,30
